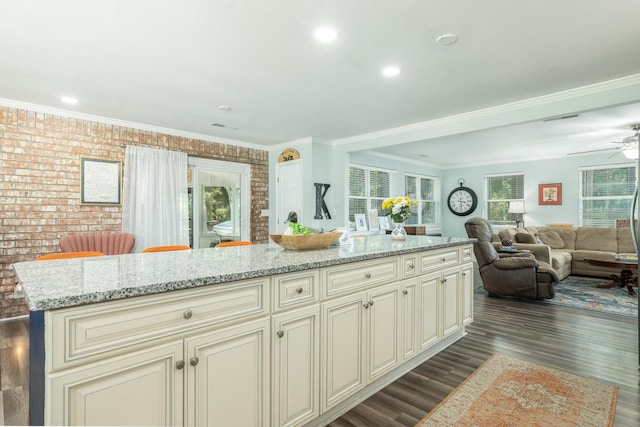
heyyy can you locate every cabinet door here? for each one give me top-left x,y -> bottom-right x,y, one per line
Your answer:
461,262 -> 474,326
366,282 -> 400,381
185,318 -> 270,427
272,306 -> 320,427
321,293 -> 366,412
400,278 -> 418,361
48,340 -> 184,426
442,267 -> 462,337
419,272 -> 441,350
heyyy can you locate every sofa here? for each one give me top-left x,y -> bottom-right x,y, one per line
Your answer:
493,226 -> 636,280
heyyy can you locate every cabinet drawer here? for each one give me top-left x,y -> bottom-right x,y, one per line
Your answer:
461,245 -> 473,262
322,258 -> 400,298
48,278 -> 268,371
401,254 -> 418,279
420,249 -> 460,273
272,270 -> 319,312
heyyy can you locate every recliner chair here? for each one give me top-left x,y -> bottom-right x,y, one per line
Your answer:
465,217 -> 558,299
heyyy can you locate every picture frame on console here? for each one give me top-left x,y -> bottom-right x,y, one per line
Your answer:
539,183 -> 562,206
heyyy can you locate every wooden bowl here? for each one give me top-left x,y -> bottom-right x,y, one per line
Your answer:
269,232 -> 342,250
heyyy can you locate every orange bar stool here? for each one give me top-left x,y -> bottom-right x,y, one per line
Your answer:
142,245 -> 192,253
36,251 -> 106,260
215,241 -> 253,248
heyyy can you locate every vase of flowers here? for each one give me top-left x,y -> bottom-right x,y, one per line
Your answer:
381,196 -> 416,240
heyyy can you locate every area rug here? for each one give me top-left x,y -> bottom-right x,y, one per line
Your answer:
475,275 -> 638,317
416,354 -> 617,427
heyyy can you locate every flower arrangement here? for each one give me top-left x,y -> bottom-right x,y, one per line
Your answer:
381,196 -> 417,224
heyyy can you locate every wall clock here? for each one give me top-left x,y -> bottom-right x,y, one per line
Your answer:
447,179 -> 478,216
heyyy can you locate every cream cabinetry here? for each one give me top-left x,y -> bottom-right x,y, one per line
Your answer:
321,281 -> 400,411
272,305 -> 320,427
38,244 -> 473,427
48,340 -> 184,426
461,262 -> 474,326
45,278 -> 270,426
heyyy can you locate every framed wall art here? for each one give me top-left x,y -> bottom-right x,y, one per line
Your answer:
81,158 -> 122,205
538,183 -> 562,206
354,213 -> 368,231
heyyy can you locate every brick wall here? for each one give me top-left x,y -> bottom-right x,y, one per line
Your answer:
0,106 -> 269,319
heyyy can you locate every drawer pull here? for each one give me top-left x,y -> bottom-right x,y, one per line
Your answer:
403,290 -> 408,295
176,360 -> 185,370
183,309 -> 193,319
296,287 -> 303,294
365,273 -> 372,279
276,330 -> 284,338
190,357 -> 199,366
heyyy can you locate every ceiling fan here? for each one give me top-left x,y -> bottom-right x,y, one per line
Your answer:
568,124 -> 640,159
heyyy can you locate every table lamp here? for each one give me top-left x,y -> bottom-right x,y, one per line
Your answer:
508,201 -> 526,228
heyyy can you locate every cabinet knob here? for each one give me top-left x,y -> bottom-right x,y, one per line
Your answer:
183,309 -> 193,319
190,357 -> 199,366
365,272 -> 372,279
442,278 -> 447,283
369,300 -> 374,306
403,290 -> 408,295
296,287 -> 303,294
363,302 -> 370,309
276,330 -> 284,338
408,263 -> 415,269
441,258 -> 446,262
462,272 -> 466,276
176,360 -> 185,370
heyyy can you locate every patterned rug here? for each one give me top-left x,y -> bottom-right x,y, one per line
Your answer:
475,275 -> 638,317
416,354 -> 618,427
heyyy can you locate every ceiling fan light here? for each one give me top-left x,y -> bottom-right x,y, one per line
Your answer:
622,146 -> 638,159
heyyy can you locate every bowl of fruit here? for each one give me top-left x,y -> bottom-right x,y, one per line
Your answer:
270,222 -> 342,250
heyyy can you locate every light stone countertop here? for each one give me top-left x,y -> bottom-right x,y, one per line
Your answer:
13,235 -> 474,311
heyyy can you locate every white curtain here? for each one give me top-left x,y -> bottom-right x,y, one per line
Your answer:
122,146 -> 189,252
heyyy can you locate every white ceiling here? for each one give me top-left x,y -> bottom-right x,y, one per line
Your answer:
1,0 -> 640,167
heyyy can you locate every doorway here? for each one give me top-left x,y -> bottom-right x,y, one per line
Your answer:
188,157 -> 250,248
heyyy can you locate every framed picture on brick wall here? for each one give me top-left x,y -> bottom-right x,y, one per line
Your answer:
81,158 -> 122,205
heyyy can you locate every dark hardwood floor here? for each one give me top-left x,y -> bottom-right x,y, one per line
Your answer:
0,294 -> 638,426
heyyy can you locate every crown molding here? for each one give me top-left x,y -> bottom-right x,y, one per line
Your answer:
333,73 -> 640,147
0,98 -> 265,151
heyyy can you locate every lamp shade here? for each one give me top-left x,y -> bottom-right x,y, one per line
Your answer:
508,201 -> 526,214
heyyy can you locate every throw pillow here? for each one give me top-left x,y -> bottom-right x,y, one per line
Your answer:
515,232 -> 536,244
501,238 -> 513,246
536,229 -> 565,249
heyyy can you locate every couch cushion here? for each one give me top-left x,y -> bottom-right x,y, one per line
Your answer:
536,229 -> 564,249
575,227 -> 617,252
550,250 -> 572,270
515,232 -> 537,244
617,227 -> 636,253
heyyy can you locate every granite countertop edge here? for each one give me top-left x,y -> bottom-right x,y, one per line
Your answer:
15,236 -> 475,311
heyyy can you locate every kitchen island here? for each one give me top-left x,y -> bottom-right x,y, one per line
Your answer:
15,234 -> 475,426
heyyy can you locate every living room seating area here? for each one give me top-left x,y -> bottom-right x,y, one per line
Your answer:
494,224 -> 637,280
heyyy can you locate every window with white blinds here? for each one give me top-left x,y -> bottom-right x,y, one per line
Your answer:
348,165 -> 391,222
579,164 -> 637,227
485,173 -> 524,225
405,174 -> 439,225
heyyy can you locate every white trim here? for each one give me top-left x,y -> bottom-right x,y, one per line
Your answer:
333,73 -> 640,146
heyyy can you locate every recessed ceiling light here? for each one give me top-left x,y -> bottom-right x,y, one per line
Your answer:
61,96 -> 79,104
382,66 -> 401,77
313,26 -> 337,43
217,105 -> 232,112
436,33 -> 459,46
